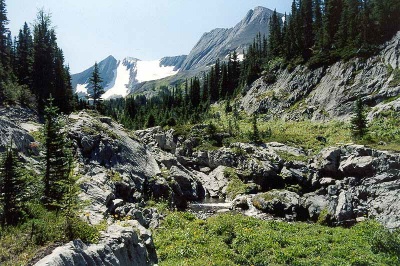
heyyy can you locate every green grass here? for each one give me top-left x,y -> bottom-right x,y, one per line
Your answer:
199,103 -> 400,153
154,212 -> 399,266
203,104 -> 354,153
0,203 -> 100,266
365,110 -> 400,151
276,151 -> 310,162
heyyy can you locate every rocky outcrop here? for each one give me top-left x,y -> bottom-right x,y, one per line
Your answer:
0,106 -> 38,155
241,31 -> 400,121
306,145 -> 400,228
34,112 -> 160,265
35,220 -> 157,266
135,125 -> 400,229
252,190 -> 301,218
197,166 -> 229,198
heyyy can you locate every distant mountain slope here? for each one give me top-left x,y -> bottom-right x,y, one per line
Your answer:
72,55 -> 185,99
180,6 -> 276,71
72,55 -> 118,98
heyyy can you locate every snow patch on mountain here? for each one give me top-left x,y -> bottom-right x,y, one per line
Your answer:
136,60 -> 178,83
102,60 -> 131,99
73,57 -> 180,100
76,83 -> 89,95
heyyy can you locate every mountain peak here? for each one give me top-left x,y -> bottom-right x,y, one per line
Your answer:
253,6 -> 272,12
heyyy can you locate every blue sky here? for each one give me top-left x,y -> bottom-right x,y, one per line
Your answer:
7,1 -> 292,73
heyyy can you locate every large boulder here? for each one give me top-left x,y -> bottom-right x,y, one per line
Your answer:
69,112 -> 160,185
196,166 -> 229,198
0,117 -> 36,155
300,193 -> 329,221
243,159 -> 283,190
312,147 -> 341,177
169,166 -> 203,201
339,155 -> 376,177
35,220 -> 157,266
252,190 -> 300,218
334,191 -> 355,225
208,148 -> 237,168
153,129 -> 177,152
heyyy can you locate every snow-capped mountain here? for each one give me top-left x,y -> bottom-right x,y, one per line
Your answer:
72,55 -> 186,99
72,6 -> 279,98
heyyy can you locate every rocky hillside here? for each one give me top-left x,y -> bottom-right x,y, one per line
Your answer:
241,31 -> 400,121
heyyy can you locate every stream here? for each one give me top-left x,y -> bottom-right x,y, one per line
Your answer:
188,197 -> 232,213
188,196 -> 276,221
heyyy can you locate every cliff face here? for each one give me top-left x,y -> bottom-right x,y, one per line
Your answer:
241,32 -> 400,121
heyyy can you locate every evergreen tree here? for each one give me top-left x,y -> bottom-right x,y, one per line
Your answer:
251,113 -> 260,143
336,0 -> 361,51
284,1 -> 300,60
323,0 -> 344,49
269,9 -> 282,58
63,65 -> 76,113
88,62 -> 104,110
0,143 -> 26,226
32,10 -> 57,113
201,72 -> 209,103
59,154 -> 79,240
0,0 -> 9,81
16,22 -> 33,87
229,51 -> 240,94
219,63 -> 228,99
351,97 -> 368,138
313,0 -> 324,50
146,113 -> 156,128
190,77 -> 201,108
43,96 -> 72,209
298,0 -> 314,59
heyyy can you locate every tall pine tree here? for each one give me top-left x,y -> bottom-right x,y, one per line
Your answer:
43,96 -> 72,209
88,62 -> 104,110
16,22 -> 33,87
32,10 -> 57,113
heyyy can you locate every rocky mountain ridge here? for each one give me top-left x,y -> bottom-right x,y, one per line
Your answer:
179,6 -> 275,72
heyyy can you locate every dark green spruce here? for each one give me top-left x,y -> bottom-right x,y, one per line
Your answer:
0,143 -> 26,226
